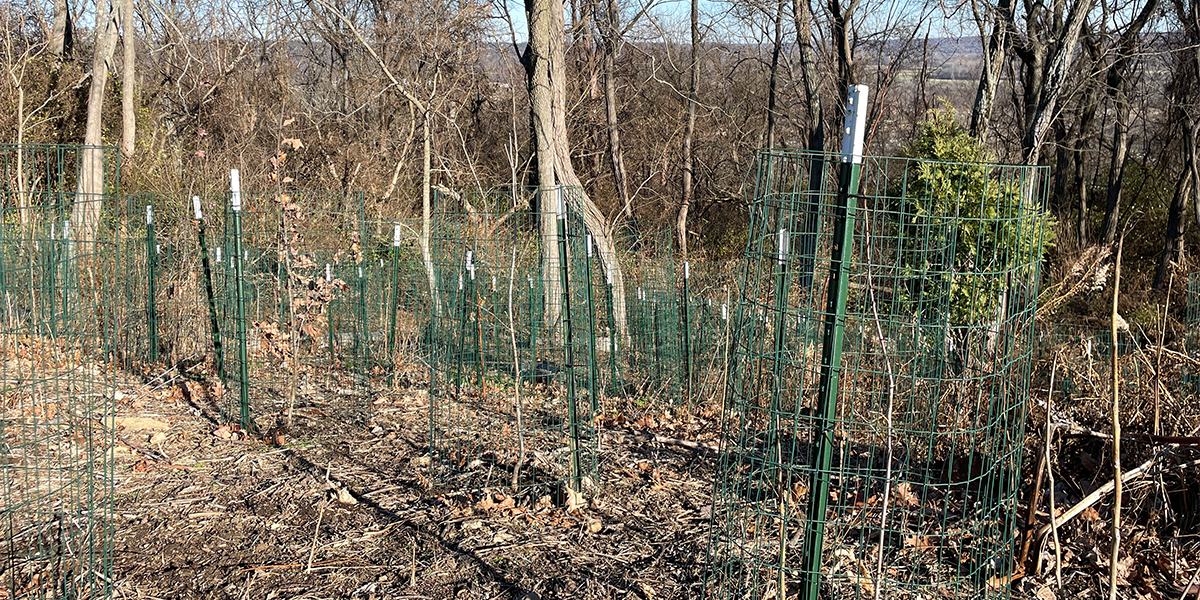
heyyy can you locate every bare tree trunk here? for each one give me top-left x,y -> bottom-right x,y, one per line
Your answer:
1018,0 -> 1095,165
528,0 -> 629,340
50,0 -> 73,59
764,0 -> 784,150
74,0 -> 119,248
793,0 -> 824,151
1100,96 -> 1131,244
121,0 -> 136,158
1154,169 -> 1189,289
597,0 -> 631,220
829,0 -> 860,126
1099,0 -> 1158,244
1074,39 -> 1100,245
969,0 -> 1014,142
678,0 -> 699,260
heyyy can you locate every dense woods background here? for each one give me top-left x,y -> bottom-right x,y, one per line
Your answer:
2,0 -> 1197,323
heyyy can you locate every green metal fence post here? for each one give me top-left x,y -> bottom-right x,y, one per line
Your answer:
388,225 -> 401,379
145,204 -> 159,362
194,196 -> 225,381
606,272 -> 620,396
326,263 -> 336,369
799,85 -> 868,600
555,187 -> 583,492
682,261 -> 692,403
585,234 -> 599,414
230,170 -> 252,431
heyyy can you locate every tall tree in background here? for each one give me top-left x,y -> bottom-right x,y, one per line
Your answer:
527,0 -> 629,337
969,0 -> 1014,142
764,0 -> 785,150
596,0 -> 632,222
1099,0 -> 1159,244
74,0 -> 119,246
678,0 -> 699,259
1012,0 -> 1096,165
121,0 -> 136,158
50,0 -> 72,59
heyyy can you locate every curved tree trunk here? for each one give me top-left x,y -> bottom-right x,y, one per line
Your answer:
528,0 -> 628,341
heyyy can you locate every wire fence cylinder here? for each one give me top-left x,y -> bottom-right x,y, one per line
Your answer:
707,149 -> 1049,600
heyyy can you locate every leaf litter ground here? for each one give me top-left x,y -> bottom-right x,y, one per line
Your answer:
108,361 -> 719,600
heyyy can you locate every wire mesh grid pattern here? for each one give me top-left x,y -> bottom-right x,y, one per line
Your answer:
0,145 -> 117,600
425,187 -> 601,495
210,189 -> 375,430
707,150 -> 1048,600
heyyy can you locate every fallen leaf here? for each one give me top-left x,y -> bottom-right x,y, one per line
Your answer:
586,518 -> 602,534
565,487 -> 586,514
212,426 -> 232,440
1080,507 -> 1100,522
148,431 -> 167,444
1034,585 -> 1056,600
335,487 -> 357,505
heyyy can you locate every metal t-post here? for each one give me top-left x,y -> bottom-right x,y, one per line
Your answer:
555,187 -> 582,492
605,272 -> 620,396
682,261 -> 692,403
388,225 -> 401,381
799,84 -> 868,600
584,234 -> 599,415
194,197 -> 224,382
231,170 -> 252,431
146,205 -> 159,362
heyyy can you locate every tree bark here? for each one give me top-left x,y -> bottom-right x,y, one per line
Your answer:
1018,0 -> 1095,165
1074,33 -> 1101,245
1153,169 -> 1188,290
793,0 -> 824,151
828,0 -> 860,126
121,0 -> 136,158
528,0 -> 629,340
74,0 -> 119,248
678,0 -> 699,259
1099,0 -> 1159,244
764,0 -> 784,150
596,0 -> 631,221
969,0 -> 1014,142
50,0 -> 73,59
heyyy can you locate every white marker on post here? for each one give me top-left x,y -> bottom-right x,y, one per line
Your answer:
216,247 -> 222,262
358,266 -> 363,279
777,228 -> 787,264
841,85 -> 869,164
393,224 -> 402,247
556,186 -> 566,220
146,205 -> 153,225
62,221 -> 69,240
684,261 -> 690,280
193,196 -> 203,220
586,234 -> 593,258
722,304 -> 728,321
326,263 -> 332,283
230,169 -> 243,211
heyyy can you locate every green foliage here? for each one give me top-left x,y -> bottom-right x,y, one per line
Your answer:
897,105 -> 1050,327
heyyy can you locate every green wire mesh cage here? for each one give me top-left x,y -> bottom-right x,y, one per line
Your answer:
707,148 -> 1048,600
208,188 -> 375,432
0,145 -> 118,599
426,187 -> 602,496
